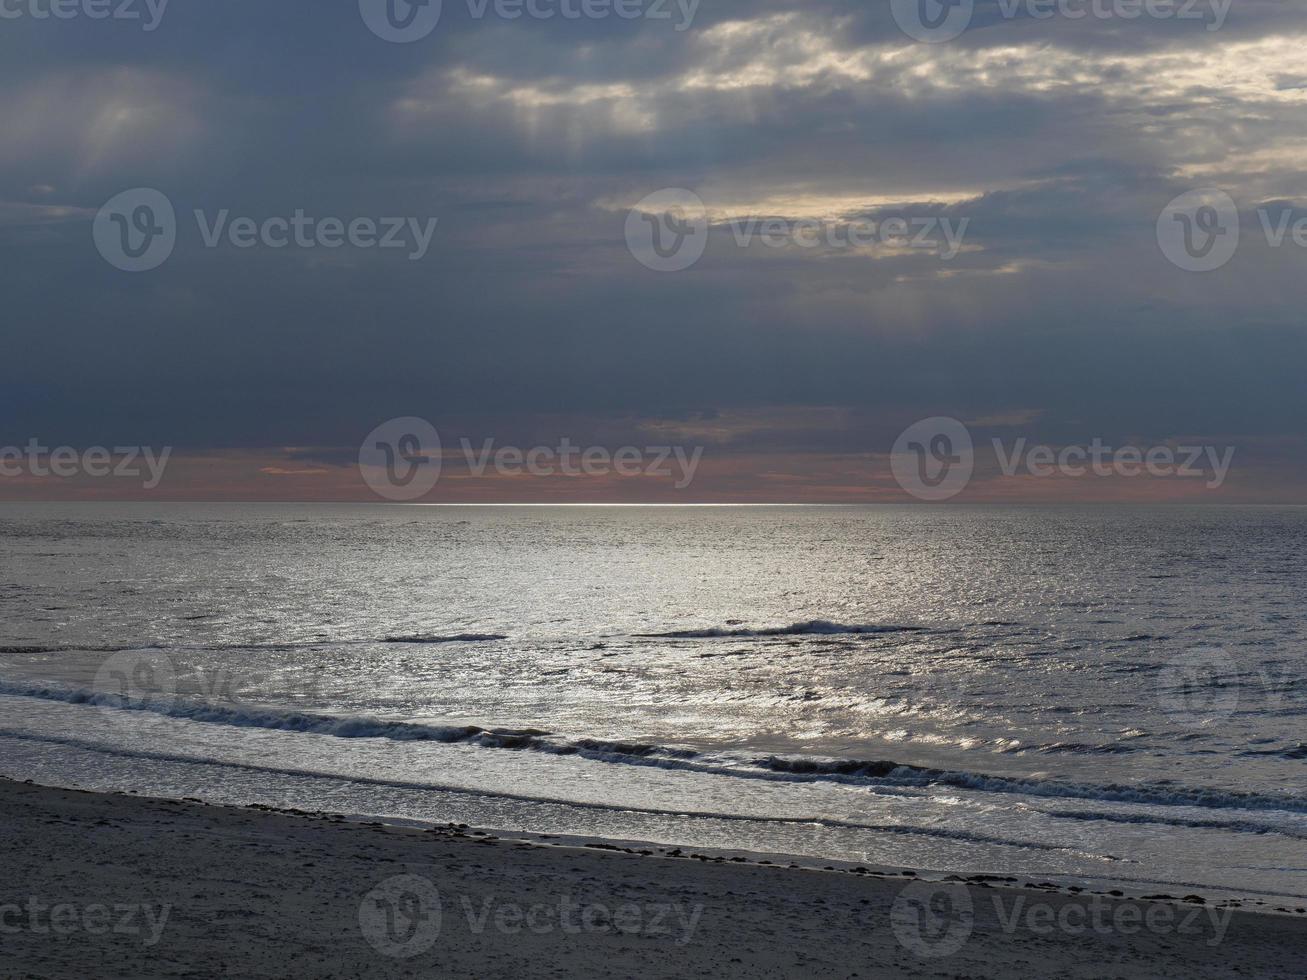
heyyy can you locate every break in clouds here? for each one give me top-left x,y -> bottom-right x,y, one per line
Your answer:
1,0 -> 1306,491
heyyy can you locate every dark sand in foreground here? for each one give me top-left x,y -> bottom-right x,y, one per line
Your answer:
1,778 -> 1304,978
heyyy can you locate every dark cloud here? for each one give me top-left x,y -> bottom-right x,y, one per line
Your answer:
1,0 -> 1306,494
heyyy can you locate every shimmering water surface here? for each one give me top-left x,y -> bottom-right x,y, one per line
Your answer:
1,503 -> 1304,903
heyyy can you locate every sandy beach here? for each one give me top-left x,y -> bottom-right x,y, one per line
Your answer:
0,777 -> 1303,979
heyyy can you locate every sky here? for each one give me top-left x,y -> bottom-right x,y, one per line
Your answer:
2,0 -> 1306,502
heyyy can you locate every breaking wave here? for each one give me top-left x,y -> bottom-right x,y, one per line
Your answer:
1,678 -> 1304,821
638,620 -> 927,639
0,644 -> 166,655
383,634 -> 508,645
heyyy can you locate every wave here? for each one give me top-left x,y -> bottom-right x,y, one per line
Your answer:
868,766 -> 1307,815
0,728 -> 1095,856
759,756 -> 902,778
383,634 -> 508,645
1238,744 -> 1307,760
0,679 -> 693,760
1,636 -> 509,655
638,620 -> 927,639
758,754 -> 1307,815
3,679 -> 1304,818
1037,807 -> 1307,841
0,643 -> 165,655
1005,741 -> 1141,756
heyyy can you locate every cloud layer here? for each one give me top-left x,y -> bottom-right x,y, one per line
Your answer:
2,0 -> 1306,497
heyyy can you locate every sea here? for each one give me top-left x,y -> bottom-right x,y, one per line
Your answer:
0,502 -> 1303,905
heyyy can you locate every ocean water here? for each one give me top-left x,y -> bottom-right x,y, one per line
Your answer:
1,502 -> 1304,904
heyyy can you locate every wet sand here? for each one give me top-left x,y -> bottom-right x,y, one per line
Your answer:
1,777 -> 1304,978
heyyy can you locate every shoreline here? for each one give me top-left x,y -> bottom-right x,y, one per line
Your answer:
3,709 -> 1304,911
2,777 -> 1305,978
335,812 -> 1307,917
